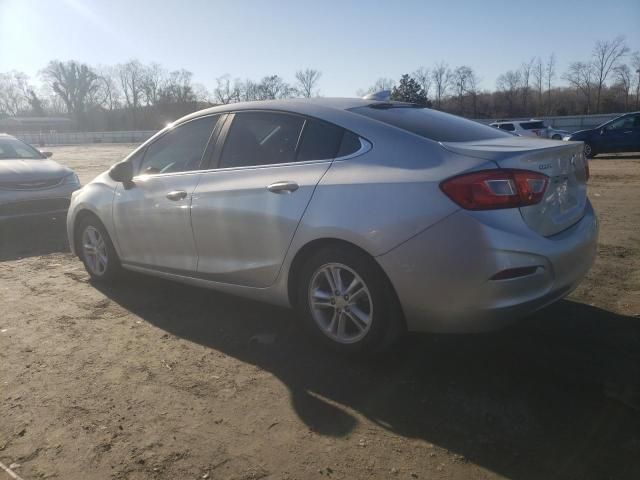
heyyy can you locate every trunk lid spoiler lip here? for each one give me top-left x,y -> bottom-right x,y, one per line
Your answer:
439,139 -> 584,162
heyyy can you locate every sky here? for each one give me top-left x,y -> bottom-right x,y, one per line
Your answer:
1,0 -> 639,96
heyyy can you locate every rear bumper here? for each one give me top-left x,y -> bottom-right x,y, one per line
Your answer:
377,200 -> 598,333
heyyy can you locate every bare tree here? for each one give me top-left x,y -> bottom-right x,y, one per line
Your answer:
295,68 -> 321,97
257,75 -> 293,100
452,66 -> 475,114
97,69 -> 122,111
591,36 -> 629,113
565,61 -> 595,114
0,71 -> 31,115
545,53 -> 556,114
141,63 -> 166,106
431,62 -> 451,109
41,60 -> 99,115
412,67 -> 432,100
238,79 -> 261,102
533,57 -> 544,114
633,51 -> 640,110
613,64 -> 632,111
213,75 -> 240,104
160,70 -> 197,104
496,70 -> 521,116
520,58 -> 535,114
117,60 -> 146,117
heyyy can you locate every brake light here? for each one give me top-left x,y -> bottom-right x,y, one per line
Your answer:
440,169 -> 549,210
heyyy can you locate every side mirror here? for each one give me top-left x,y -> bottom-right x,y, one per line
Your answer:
109,161 -> 134,186
41,151 -> 53,158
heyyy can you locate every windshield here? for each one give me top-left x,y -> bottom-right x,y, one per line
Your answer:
0,137 -> 44,160
349,105 -> 512,142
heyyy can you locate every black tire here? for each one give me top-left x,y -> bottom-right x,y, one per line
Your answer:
76,215 -> 122,282
295,244 -> 404,354
584,143 -> 595,158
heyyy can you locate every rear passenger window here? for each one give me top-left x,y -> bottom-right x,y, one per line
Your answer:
499,124 -> 515,131
297,120 -> 344,161
220,112 -> 305,168
336,131 -> 362,157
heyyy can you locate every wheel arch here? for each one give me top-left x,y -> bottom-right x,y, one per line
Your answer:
72,209 -> 110,257
286,238 -> 405,325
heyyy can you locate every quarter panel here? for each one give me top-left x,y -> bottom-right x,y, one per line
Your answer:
291,131 -> 496,257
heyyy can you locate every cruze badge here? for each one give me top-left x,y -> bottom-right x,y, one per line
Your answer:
538,163 -> 552,170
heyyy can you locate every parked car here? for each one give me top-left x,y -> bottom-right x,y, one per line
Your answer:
564,112 -> 640,157
547,126 -> 571,140
0,134 -> 80,221
68,99 -> 597,352
489,119 -> 550,138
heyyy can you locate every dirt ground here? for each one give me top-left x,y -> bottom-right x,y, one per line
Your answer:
1,145 -> 639,480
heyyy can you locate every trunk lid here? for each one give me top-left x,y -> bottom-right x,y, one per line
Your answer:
441,138 -> 588,236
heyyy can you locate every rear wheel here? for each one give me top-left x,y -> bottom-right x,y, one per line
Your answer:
296,245 -> 403,353
584,142 -> 595,158
77,216 -> 121,281
552,134 -> 562,140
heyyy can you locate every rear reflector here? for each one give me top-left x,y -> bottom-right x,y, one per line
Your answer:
490,266 -> 539,280
440,169 -> 549,210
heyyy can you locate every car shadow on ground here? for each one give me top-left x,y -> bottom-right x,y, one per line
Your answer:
96,272 -> 640,480
0,216 -> 69,261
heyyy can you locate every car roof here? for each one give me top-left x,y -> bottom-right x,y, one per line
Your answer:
176,97 -> 406,125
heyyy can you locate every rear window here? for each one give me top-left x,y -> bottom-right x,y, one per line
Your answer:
349,105 -> 510,142
519,121 -> 546,130
497,123 -> 515,131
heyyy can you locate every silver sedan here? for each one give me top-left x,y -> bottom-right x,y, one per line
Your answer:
1,134 -> 80,221
67,98 -> 598,352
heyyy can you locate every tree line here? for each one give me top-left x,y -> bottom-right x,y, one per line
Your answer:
0,36 -> 637,132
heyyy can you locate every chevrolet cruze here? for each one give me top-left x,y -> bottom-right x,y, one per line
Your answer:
67,98 -> 598,352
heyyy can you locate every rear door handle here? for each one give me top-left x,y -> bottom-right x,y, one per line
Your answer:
166,190 -> 188,201
267,181 -> 299,194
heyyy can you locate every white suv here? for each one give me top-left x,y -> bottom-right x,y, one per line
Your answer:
490,120 -> 549,138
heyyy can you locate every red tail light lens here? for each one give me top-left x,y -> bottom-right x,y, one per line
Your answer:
440,169 -> 549,210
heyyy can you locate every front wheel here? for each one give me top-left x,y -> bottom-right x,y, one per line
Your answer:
77,216 -> 121,281
584,143 -> 595,158
296,245 -> 403,353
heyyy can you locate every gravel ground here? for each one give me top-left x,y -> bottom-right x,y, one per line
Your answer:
1,145 -> 639,480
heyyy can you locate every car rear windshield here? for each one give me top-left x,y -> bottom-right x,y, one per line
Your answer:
519,121 -> 546,130
349,105 -> 511,142
0,138 -> 43,160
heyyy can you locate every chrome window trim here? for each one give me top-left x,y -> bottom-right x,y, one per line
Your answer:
334,137 -> 372,161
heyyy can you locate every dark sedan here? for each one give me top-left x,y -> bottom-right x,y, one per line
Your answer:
566,112 -> 640,158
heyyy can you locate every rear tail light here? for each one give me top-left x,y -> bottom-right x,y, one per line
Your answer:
440,169 -> 549,210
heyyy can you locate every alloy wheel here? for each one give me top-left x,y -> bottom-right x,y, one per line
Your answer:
308,262 -> 373,344
82,226 -> 108,276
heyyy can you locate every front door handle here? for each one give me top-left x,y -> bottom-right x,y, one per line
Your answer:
166,190 -> 188,201
267,181 -> 299,194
